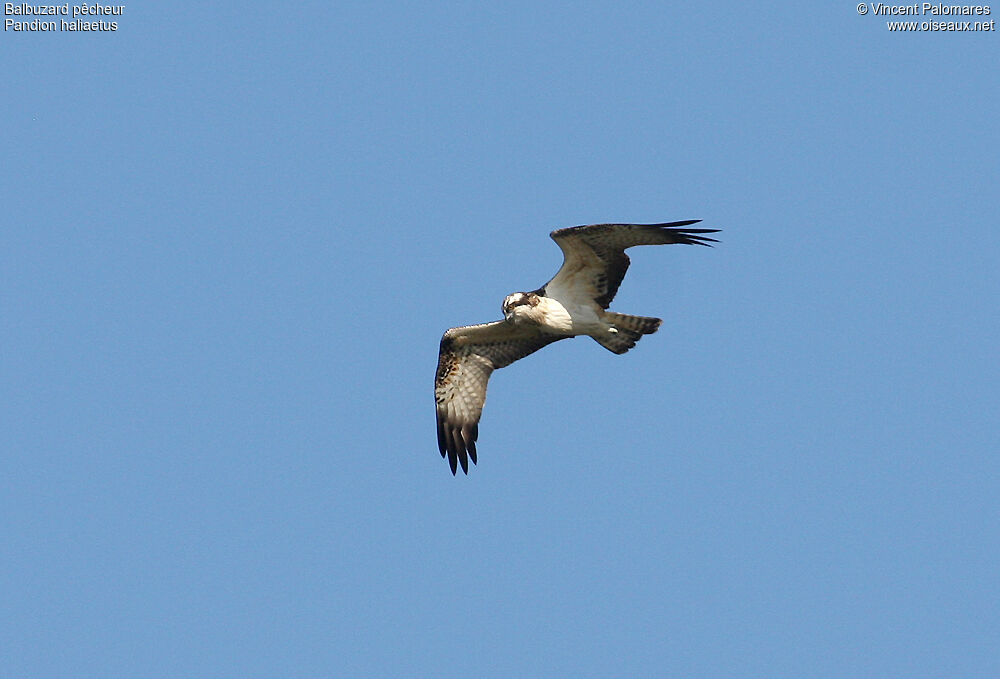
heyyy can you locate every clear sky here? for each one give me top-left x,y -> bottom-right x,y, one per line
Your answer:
4,3 -> 998,677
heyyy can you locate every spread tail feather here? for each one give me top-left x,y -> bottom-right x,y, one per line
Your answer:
593,312 -> 662,354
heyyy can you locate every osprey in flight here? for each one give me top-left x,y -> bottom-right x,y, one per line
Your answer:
434,221 -> 719,475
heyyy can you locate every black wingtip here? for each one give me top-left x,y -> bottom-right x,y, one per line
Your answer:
657,222 -> 721,247
630,221 -> 720,246
439,419 -> 478,475
437,419 -> 448,459
651,219 -> 703,228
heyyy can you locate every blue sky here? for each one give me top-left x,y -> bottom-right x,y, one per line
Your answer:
3,3 -> 998,677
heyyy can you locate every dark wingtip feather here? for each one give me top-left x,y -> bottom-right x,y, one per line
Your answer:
686,235 -> 720,247
618,221 -> 721,246
456,440 -> 469,474
650,219 -> 702,228
439,421 -> 478,475
656,222 -> 721,247
436,418 -> 447,458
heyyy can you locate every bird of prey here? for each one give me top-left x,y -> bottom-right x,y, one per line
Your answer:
434,221 -> 719,474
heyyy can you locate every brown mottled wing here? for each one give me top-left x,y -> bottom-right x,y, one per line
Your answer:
435,321 -> 564,475
543,221 -> 720,309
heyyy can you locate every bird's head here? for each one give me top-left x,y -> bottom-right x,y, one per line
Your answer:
502,292 -> 540,321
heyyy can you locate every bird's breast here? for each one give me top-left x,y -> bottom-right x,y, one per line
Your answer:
534,296 -> 576,334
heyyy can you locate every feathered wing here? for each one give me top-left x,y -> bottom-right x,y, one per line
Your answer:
542,221 -> 720,308
435,321 -> 564,474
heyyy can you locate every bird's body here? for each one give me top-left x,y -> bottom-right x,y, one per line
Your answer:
435,221 -> 719,474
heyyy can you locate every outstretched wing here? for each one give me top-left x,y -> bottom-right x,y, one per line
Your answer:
435,321 -> 564,475
541,221 -> 720,309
